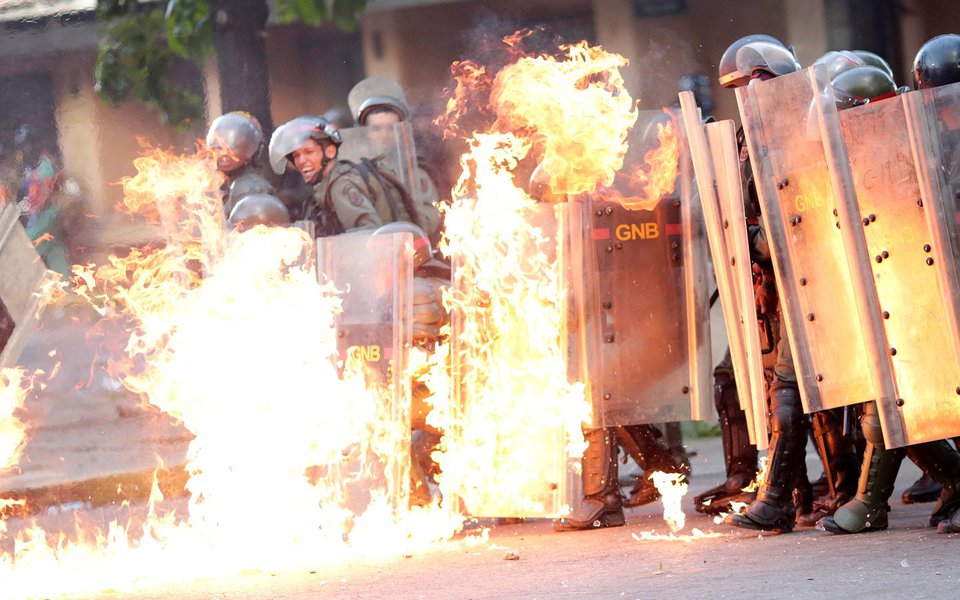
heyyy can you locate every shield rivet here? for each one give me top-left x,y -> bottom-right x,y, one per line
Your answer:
605,334 -> 615,343
602,301 -> 612,309
927,257 -> 935,266
918,199 -> 924,207
816,374 -> 823,382
955,387 -> 960,396
924,244 -> 932,253
799,277 -> 807,286
862,218 -> 870,227
596,209 -> 604,217
882,311 -> 890,319
807,313 -> 815,321
723,219 -> 729,229
896,398 -> 905,407
615,242 -> 623,250
606,244 -> 614,253
890,347 -> 898,356
869,214 -> 877,222
603,393 -> 612,400
833,209 -> 839,217
605,206 -> 614,215
731,257 -> 736,266
673,200 -> 681,208
681,386 -> 690,394
791,215 -> 802,226
881,250 -> 889,259
875,255 -> 883,263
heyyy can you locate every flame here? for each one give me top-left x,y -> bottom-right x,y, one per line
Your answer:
0,368 -> 30,473
741,455 -> 768,493
632,471 -> 723,541
603,120 -> 681,211
0,144 -> 463,599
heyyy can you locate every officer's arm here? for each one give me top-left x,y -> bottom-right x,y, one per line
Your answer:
329,178 -> 383,232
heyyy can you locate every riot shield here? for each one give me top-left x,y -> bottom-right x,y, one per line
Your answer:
0,205 -> 57,369
337,121 -> 418,195
315,231 -> 413,513
736,66 -> 895,414
678,91 -> 768,448
888,83 -> 960,447
572,109 -> 712,428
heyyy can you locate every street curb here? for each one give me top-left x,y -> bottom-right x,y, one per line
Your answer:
0,465 -> 189,518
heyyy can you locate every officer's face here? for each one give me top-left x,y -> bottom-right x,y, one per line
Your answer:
291,139 -> 336,184
366,111 -> 401,153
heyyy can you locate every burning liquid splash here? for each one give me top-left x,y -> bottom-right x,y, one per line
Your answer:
633,471 -> 722,542
0,145 -> 461,599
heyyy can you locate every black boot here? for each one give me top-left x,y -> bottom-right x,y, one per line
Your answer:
902,473 -> 941,504
694,372 -> 758,515
618,424 -> 685,508
725,386 -> 805,532
906,440 -> 960,526
798,409 -> 859,526
821,442 -> 905,534
555,428 -> 625,531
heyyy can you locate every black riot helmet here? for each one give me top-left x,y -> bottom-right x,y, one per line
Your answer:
268,115 -> 342,177
851,50 -> 894,79
719,35 -> 786,88
372,221 -> 433,269
832,66 -> 897,110
206,112 -> 264,173
913,34 -> 960,90
736,41 -> 802,83
227,194 -> 291,230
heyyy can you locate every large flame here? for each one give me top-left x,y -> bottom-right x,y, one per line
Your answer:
0,145 -> 462,599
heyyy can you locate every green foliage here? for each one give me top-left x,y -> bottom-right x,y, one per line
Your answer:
274,0 -> 368,31
94,0 -> 367,126
94,6 -> 204,127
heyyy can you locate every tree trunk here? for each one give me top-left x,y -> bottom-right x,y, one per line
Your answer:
209,0 -> 274,136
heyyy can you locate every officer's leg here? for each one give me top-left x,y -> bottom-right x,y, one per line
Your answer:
619,424 -> 685,508
905,440 -> 960,526
694,351 -> 758,514
822,401 -> 905,534
796,408 -> 860,525
725,320 -> 806,532
554,427 -> 624,531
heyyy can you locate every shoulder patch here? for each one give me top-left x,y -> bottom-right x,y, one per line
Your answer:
343,182 -> 365,207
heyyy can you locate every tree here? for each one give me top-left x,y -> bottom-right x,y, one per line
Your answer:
94,0 -> 368,133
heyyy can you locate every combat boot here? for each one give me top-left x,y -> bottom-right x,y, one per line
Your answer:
725,386 -> 805,532
906,440 -> 960,526
937,505 -> 960,534
694,372 -> 758,515
902,473 -> 941,504
797,410 -> 859,526
618,424 -> 685,508
555,428 -> 625,531
821,442 -> 905,534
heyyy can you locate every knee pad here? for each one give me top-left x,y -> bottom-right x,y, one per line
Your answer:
769,386 -> 803,435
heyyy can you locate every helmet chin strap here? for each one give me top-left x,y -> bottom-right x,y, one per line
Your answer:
299,152 -> 335,186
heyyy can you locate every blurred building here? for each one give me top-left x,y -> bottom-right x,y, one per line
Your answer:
0,0 -> 957,246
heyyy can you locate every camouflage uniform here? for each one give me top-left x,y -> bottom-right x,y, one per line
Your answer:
306,161 -> 386,235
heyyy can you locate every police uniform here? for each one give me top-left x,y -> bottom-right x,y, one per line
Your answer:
308,161 -> 385,235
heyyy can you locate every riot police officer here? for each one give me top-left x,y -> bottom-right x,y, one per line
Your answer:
371,221 -> 448,506
716,38 -> 862,532
348,77 -> 444,242
269,115 -> 396,235
822,37 -> 960,535
206,112 -> 276,217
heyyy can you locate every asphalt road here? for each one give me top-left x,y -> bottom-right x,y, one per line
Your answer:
0,435 -> 952,600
